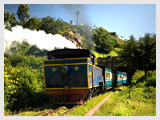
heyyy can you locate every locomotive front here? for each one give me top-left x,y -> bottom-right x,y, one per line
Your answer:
43,49 -> 102,104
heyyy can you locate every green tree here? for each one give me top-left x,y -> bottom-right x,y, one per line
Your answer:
24,17 -> 41,30
40,16 -> 56,34
70,20 -> 73,25
40,16 -> 69,35
118,35 -> 138,83
17,4 -> 30,25
8,40 -> 31,56
4,10 -> 12,30
118,33 -> 156,83
25,45 -> 48,57
4,10 -> 10,24
93,27 -> 115,54
54,18 -> 69,34
9,13 -> 17,27
119,35 -> 138,72
137,33 -> 156,81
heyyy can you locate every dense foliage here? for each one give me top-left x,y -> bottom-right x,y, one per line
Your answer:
118,33 -> 156,82
131,70 -> 156,87
4,10 -> 10,23
23,17 -> 41,30
17,4 -> 30,24
4,41 -> 48,112
93,27 -> 123,54
9,13 -> 17,27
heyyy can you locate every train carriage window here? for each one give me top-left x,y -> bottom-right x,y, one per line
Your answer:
118,76 -> 122,80
105,72 -> 110,79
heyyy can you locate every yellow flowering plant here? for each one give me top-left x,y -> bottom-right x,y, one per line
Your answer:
4,56 -> 47,111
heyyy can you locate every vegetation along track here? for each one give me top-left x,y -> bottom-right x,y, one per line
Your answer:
34,106 -> 74,116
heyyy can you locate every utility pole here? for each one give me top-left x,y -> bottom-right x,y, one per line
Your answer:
75,10 -> 80,26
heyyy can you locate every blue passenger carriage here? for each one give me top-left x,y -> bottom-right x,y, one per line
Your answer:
117,71 -> 123,85
122,72 -> 127,84
104,68 -> 112,87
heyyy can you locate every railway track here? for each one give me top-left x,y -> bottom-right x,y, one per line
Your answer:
34,105 -> 74,116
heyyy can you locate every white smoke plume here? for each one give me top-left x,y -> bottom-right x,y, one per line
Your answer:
4,25 -> 77,52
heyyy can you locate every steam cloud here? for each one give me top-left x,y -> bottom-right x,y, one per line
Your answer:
4,25 -> 77,52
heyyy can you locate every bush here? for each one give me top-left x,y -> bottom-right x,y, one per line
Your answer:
146,71 -> 156,87
4,56 -> 48,111
131,70 -> 156,87
4,41 -> 48,112
131,70 -> 145,84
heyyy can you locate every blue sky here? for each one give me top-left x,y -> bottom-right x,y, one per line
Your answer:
4,4 -> 156,40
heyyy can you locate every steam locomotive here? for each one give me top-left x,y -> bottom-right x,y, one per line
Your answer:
43,49 -> 127,104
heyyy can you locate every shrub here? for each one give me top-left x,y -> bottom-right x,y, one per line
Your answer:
131,70 -> 145,84
4,41 -> 48,112
146,71 -> 156,87
131,70 -> 156,87
4,56 -> 48,111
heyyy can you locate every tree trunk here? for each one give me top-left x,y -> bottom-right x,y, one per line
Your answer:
145,70 -> 147,81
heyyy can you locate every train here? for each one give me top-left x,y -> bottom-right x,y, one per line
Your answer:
43,49 -> 127,104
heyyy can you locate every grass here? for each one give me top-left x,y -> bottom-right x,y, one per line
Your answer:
11,108 -> 51,116
6,85 -> 155,116
95,85 -> 156,116
7,104 -> 56,116
93,48 -> 119,58
66,91 -> 113,116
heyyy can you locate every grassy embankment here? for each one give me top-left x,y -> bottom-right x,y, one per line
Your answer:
95,85 -> 156,116
66,91 -> 113,116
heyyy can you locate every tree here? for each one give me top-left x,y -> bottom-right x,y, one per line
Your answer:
25,45 -> 48,57
9,13 -> 17,27
118,35 -> 138,83
119,35 -> 138,71
4,10 -> 10,24
93,27 -> 115,54
40,16 -> 56,34
70,20 -> 73,25
8,40 -> 31,56
118,33 -> 156,83
24,17 -> 41,30
40,16 -> 69,35
137,33 -> 156,81
54,18 -> 69,34
17,4 -> 30,25
4,10 -> 12,30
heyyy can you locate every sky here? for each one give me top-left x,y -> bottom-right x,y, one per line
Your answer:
4,4 -> 156,40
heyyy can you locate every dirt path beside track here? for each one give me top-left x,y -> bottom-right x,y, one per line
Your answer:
85,93 -> 114,116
